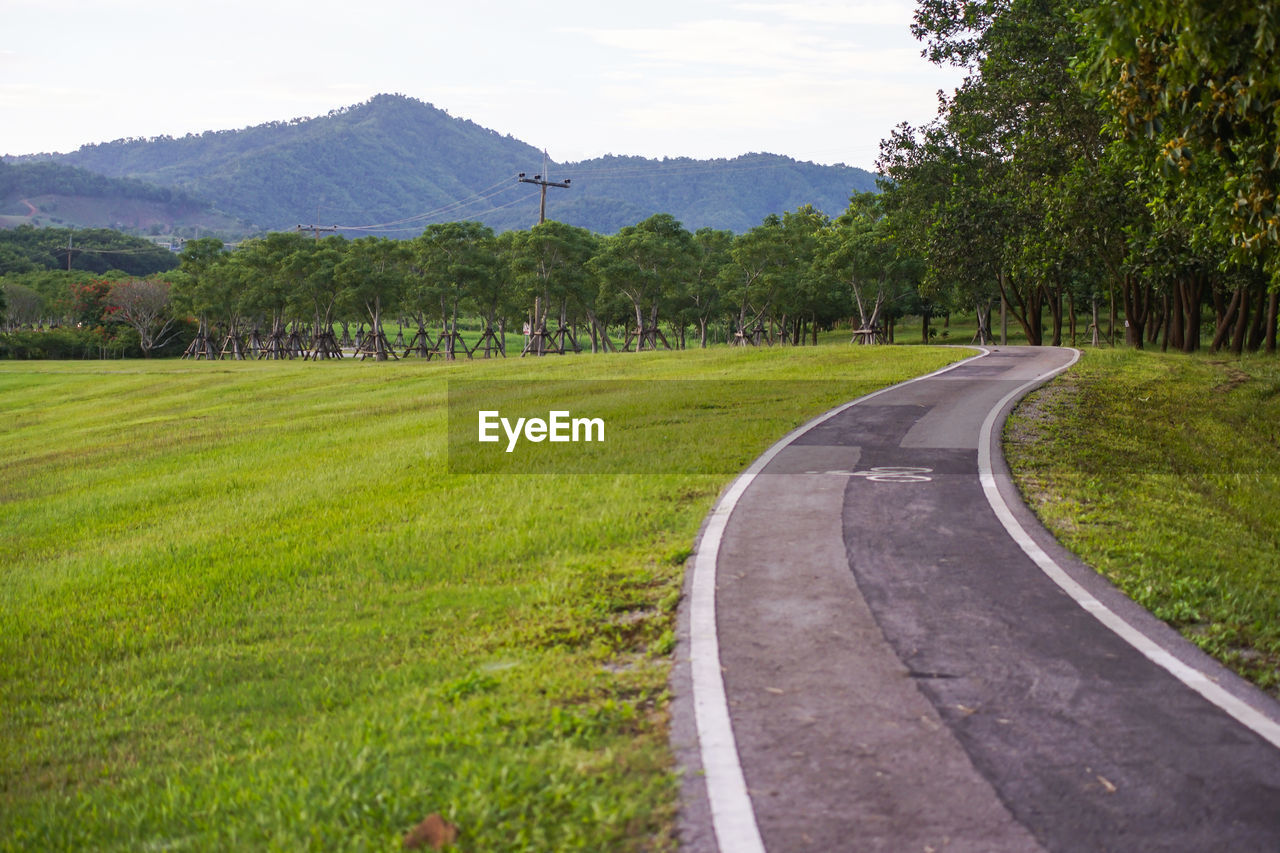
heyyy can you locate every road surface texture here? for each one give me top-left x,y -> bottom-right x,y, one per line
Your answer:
671,346 -> 1280,853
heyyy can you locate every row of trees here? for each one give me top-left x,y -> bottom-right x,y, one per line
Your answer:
877,0 -> 1279,354
139,201 -> 930,361
0,225 -> 179,278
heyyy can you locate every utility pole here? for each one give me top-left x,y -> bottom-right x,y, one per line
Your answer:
295,224 -> 339,240
518,151 -> 571,225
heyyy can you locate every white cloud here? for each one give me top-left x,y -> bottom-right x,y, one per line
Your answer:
0,0 -> 961,169
731,0 -> 909,26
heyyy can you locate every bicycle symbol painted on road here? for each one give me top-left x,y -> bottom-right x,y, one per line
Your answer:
849,466 -> 934,483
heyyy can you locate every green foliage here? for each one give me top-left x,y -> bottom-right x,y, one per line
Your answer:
5,194 -> 941,359
1006,349 -> 1280,693
0,157 -> 199,206
883,0 -> 1280,351
592,214 -> 696,336
1082,0 -> 1280,265
883,0 -> 1110,347
0,225 -> 178,276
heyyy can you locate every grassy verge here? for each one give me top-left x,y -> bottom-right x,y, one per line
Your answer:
0,344 -> 964,851
1005,348 -> 1280,695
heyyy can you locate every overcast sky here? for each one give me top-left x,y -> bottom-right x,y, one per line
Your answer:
1,0 -> 964,170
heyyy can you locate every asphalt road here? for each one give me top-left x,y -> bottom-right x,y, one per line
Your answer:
671,346 -> 1280,853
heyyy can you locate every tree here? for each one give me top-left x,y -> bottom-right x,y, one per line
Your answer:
287,236 -> 347,359
337,236 -> 408,360
883,0 -> 1115,346
820,193 -> 914,343
409,222 -> 496,359
772,205 -> 831,345
236,231 -> 312,358
106,278 -> 179,357
591,214 -> 695,352
1,282 -> 41,330
687,228 -> 733,347
507,221 -> 600,354
718,215 -> 788,345
1083,0 -> 1280,271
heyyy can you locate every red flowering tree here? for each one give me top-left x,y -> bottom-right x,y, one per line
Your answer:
71,279 -> 114,327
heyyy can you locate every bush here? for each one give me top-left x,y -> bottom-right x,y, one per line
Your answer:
0,318 -> 199,359
0,327 -> 130,359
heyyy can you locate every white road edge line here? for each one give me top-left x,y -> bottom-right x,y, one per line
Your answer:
690,348 -> 989,853
978,347 -> 1280,752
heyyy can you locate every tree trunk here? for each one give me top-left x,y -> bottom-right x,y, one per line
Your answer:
1230,283 -> 1251,355
1047,283 -> 1063,347
1108,278 -> 1117,346
1210,285 -> 1242,352
1169,281 -> 1184,351
1267,291 -> 1279,354
1066,290 -> 1076,347
1246,282 -> 1267,352
1121,274 -> 1147,349
1160,290 -> 1171,352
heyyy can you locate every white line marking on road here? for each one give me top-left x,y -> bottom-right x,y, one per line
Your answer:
690,350 -> 987,853
852,466 -> 934,483
977,348 -> 1280,752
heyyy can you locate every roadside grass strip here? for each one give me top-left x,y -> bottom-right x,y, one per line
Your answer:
1005,348 -> 1280,697
0,346 -> 961,851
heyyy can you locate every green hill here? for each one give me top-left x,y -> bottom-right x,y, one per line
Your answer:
24,93 -> 876,235
0,159 -> 248,236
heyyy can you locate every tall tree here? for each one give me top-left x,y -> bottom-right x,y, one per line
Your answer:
507,221 -> 599,354
409,222 -> 496,359
591,214 -> 695,352
884,0 -> 1115,346
106,278 -> 180,357
337,236 -> 408,360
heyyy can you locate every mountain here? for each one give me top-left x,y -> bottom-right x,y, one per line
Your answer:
0,159 -> 249,236
16,94 -> 877,236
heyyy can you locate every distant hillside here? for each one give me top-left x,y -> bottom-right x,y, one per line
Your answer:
22,93 -> 877,235
0,159 -> 248,236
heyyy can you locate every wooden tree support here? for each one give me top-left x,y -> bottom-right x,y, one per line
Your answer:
474,326 -> 506,358
308,326 -> 344,360
402,326 -> 437,358
623,325 -> 671,352
181,319 -> 218,359
431,330 -> 473,361
356,326 -> 399,360
521,323 -> 561,356
260,323 -> 290,359
284,324 -> 309,358
549,323 -> 581,354
851,326 -> 885,345
220,326 -> 248,360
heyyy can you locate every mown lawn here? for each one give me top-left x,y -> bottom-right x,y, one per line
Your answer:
0,344 -> 963,851
1005,348 -> 1280,695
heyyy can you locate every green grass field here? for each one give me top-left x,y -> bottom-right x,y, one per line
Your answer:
0,344 -> 964,851
1006,348 -> 1280,694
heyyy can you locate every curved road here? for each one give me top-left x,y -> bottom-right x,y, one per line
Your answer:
672,346 -> 1280,852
